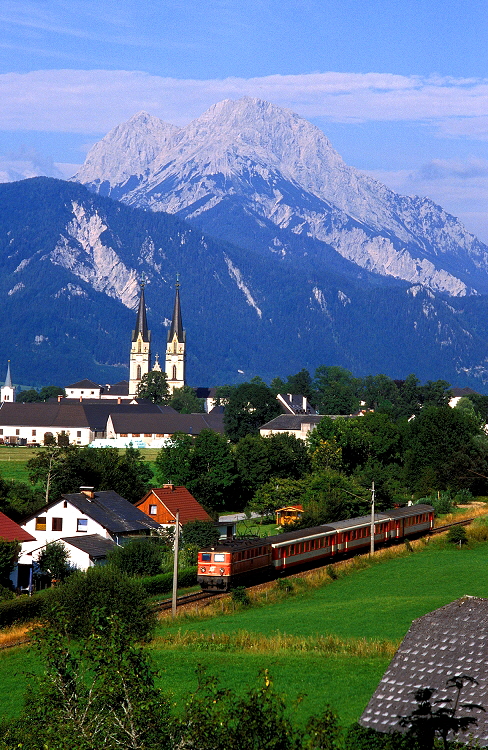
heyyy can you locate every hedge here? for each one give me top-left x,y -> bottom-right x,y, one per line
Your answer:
139,567 -> 197,596
0,588 -> 55,628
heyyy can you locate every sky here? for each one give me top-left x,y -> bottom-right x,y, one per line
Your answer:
1,0 -> 488,239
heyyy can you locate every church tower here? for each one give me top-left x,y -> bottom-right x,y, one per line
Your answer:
165,279 -> 186,394
1,361 -> 15,402
128,281 -> 151,397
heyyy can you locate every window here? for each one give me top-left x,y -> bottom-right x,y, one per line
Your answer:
77,518 -> 88,532
32,430 -> 36,437
52,518 -> 63,531
15,429 -> 19,436
136,365 -> 141,380
144,433 -> 152,437
132,433 -> 140,437
77,431 -> 81,438
201,553 -> 211,562
214,554 -> 225,562
0,429 -> 3,435
149,505 -> 157,515
120,433 -> 128,437
172,365 -> 177,380
35,517 -> 46,531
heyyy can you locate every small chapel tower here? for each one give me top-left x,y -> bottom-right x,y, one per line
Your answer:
165,278 -> 186,394
128,281 -> 151,397
1,361 -> 15,402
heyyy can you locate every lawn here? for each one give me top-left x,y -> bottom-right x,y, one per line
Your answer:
2,538 -> 488,728
0,446 -> 38,483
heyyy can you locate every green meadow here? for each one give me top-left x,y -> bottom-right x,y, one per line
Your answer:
1,538 -> 487,727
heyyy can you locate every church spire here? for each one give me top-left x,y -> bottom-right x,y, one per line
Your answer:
128,278 -> 151,397
132,276 -> 149,342
165,276 -> 186,394
167,275 -> 185,344
1,360 -> 14,402
4,360 -> 12,388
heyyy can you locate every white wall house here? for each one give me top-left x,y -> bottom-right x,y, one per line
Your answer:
19,488 -> 162,581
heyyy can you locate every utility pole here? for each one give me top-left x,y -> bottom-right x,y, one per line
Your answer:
370,481 -> 375,556
172,510 -> 180,619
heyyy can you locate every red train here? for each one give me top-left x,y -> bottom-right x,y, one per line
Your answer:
197,504 -> 434,591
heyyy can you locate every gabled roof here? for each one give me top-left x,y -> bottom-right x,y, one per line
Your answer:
138,486 -> 212,524
0,512 -> 35,542
66,379 -> 101,389
109,411 -> 224,435
260,414 -> 324,430
61,534 -> 116,559
167,284 -> 185,344
277,394 -> 317,415
260,414 -> 354,431
132,285 -> 150,342
0,402 -> 92,428
360,597 -> 488,745
61,491 -> 161,534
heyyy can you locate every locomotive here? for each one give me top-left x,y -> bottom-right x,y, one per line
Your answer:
197,504 -> 434,591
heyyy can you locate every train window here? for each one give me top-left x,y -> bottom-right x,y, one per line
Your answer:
201,553 -> 211,562
290,545 -> 295,555
214,554 -> 225,562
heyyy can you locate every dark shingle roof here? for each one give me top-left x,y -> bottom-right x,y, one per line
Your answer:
61,534 -> 116,559
0,402 -> 91,428
260,414 -> 355,430
360,597 -> 488,745
66,379 -> 101,389
62,491 -> 161,534
110,411 -> 224,435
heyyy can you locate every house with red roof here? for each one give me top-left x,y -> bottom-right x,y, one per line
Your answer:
0,511 -> 36,591
136,485 -> 213,529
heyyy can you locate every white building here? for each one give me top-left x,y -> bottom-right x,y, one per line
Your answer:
18,488 -> 162,583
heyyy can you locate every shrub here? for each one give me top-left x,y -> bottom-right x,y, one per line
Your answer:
0,589 -> 55,628
447,525 -> 468,545
37,541 -> 72,581
47,566 -> 154,640
139,567 -> 197,596
107,537 -> 166,577
182,520 -> 220,548
231,586 -> 251,606
276,578 -> 294,594
326,565 -> 338,580
417,491 -> 453,515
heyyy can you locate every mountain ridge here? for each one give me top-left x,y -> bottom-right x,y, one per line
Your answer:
75,97 -> 488,297
1,177 -> 488,390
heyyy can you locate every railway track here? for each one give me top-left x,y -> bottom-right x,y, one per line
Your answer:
154,590 -> 221,612
430,517 -> 475,535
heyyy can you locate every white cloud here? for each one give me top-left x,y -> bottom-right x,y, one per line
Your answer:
0,69 -> 487,139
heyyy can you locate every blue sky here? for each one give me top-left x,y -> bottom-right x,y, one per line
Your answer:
1,0 -> 488,239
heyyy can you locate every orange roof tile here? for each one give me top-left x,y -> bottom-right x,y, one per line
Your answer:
0,512 -> 36,542
138,487 -> 212,524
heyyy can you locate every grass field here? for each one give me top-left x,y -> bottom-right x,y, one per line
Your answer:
0,446 -> 38,483
1,518 -> 488,727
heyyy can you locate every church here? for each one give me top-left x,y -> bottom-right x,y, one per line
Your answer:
65,279 -> 187,401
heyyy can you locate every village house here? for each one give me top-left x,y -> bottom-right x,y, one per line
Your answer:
0,511 -> 36,590
136,485 -> 213,529
18,487 -> 162,587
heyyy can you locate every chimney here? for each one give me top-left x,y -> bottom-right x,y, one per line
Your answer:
80,486 -> 95,500
303,396 -> 307,411
163,483 -> 175,491
117,397 -> 121,404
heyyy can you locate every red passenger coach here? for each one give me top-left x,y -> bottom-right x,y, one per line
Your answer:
197,504 -> 434,591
